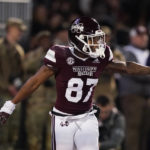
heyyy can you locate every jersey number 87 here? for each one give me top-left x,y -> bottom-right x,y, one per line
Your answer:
65,78 -> 98,103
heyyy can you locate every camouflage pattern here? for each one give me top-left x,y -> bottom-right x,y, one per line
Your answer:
0,37 -> 24,150
6,17 -> 27,32
0,38 -> 24,97
24,47 -> 56,150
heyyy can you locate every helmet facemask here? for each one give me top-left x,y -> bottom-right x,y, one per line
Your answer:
75,30 -> 106,59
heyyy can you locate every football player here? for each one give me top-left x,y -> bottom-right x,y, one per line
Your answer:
0,17 -> 150,150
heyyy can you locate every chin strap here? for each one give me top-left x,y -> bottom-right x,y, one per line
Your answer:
0,101 -> 16,115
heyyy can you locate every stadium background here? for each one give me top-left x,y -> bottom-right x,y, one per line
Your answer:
0,0 -> 150,150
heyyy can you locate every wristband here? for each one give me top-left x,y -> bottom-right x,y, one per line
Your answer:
0,101 -> 16,114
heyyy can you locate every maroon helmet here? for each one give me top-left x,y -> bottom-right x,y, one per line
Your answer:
68,16 -> 106,58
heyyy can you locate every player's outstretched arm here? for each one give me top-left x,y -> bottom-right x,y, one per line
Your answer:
12,65 -> 54,104
0,65 -> 54,125
105,59 -> 150,75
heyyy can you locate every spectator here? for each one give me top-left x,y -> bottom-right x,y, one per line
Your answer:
79,0 -> 92,15
59,0 -> 72,18
94,26 -> 125,102
91,0 -> 122,26
96,95 -> 125,150
119,25 -> 150,150
0,17 -> 26,150
23,31 -> 55,150
49,0 -> 61,12
53,23 -> 69,45
24,31 -> 53,78
31,5 -> 49,36
48,13 -> 64,34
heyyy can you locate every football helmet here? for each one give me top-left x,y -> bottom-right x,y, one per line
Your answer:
68,16 -> 106,58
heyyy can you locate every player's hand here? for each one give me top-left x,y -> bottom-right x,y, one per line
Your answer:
0,112 -> 10,125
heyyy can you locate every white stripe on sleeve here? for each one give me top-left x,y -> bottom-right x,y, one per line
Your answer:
45,49 -> 56,63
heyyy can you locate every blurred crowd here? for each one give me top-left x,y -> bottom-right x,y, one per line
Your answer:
0,0 -> 150,150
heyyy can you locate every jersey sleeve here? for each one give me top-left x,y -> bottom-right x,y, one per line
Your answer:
44,46 -> 59,71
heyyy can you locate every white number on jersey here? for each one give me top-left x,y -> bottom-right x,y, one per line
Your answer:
65,78 -> 98,103
65,78 -> 83,103
83,78 -> 98,102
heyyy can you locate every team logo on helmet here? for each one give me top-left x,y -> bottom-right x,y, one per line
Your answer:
71,23 -> 84,33
66,57 -> 75,65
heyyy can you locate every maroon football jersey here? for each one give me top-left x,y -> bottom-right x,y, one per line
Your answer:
44,45 -> 113,114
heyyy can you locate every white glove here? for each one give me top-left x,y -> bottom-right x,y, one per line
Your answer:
0,100 -> 16,115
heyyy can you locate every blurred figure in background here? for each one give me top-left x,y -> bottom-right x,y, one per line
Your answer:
53,23 -> 69,45
31,5 -> 48,36
94,26 -> 125,103
48,13 -> 64,34
91,0 -> 123,27
119,25 -> 150,150
96,95 -> 125,150
100,26 -> 125,61
0,18 -> 26,150
23,31 -> 56,150
24,31 -> 53,78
